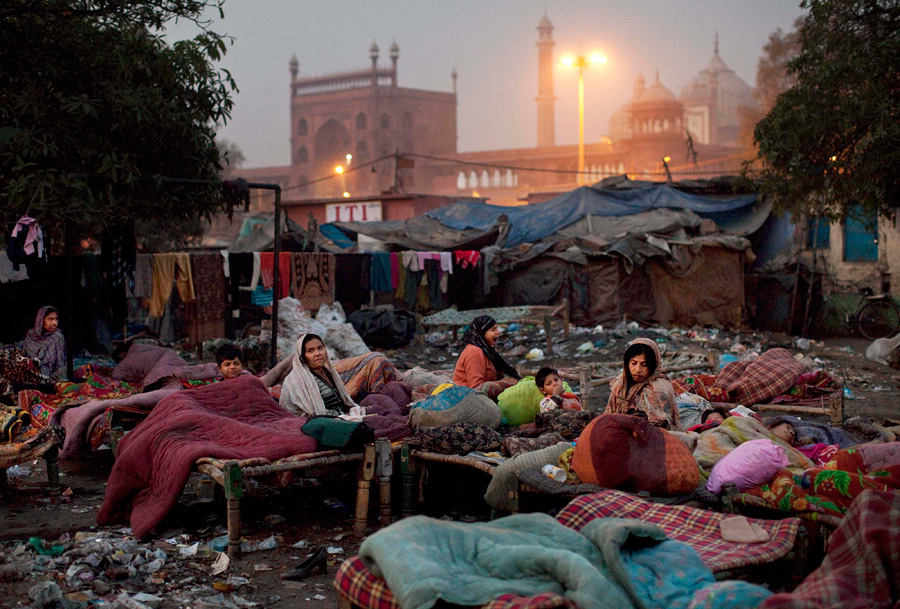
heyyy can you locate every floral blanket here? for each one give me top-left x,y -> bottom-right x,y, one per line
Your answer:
741,443 -> 900,524
20,365 -> 138,428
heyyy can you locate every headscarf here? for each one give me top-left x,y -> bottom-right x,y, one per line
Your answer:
279,333 -> 357,417
21,306 -> 66,378
461,315 -> 520,381
607,338 -> 673,422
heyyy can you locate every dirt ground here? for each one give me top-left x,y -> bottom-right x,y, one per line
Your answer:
1,327 -> 898,608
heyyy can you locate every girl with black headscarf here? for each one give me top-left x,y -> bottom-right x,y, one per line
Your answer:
452,315 -> 520,396
21,305 -> 67,380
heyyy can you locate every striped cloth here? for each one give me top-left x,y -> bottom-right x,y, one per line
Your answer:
334,556 -> 575,609
713,348 -> 805,406
556,490 -> 799,572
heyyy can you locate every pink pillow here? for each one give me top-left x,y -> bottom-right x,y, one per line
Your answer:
707,439 -> 790,493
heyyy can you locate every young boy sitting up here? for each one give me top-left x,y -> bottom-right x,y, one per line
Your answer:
216,344 -> 245,380
535,367 -> 582,413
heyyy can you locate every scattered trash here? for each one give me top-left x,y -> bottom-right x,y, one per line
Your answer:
209,535 -> 229,552
254,536 -> 279,551
843,387 -> 856,400
264,514 -> 286,526
28,537 -> 66,557
794,338 -> 811,350
718,353 -> 738,369
7,465 -> 31,477
211,551 -> 230,576
575,342 -> 596,354
179,542 -> 199,557
326,546 -> 344,554
525,348 -> 544,361
291,540 -> 309,549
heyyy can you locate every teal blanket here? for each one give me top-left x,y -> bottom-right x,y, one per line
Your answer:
359,513 -> 750,609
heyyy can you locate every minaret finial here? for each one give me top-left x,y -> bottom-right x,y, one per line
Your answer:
714,31 -> 719,55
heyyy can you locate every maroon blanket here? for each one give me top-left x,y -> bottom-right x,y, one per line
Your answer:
761,489 -> 900,609
97,376 -> 318,538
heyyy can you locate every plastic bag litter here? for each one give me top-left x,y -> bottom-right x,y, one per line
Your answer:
525,348 -> 544,361
325,323 -> 370,359
865,333 -> 900,365
315,302 -> 347,327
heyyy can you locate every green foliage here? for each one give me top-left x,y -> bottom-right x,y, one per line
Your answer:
751,0 -> 900,218
0,0 -> 237,248
737,20 -> 802,152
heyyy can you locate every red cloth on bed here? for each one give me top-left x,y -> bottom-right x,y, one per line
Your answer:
97,376 -> 317,538
761,489 -> 900,609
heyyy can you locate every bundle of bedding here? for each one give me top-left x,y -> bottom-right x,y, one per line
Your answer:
355,511 -> 772,609
738,442 -> 900,524
97,376 -> 318,538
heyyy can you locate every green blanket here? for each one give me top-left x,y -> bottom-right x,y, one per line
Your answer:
359,513 -> 703,609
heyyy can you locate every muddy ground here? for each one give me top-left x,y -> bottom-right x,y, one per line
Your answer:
1,327 -> 898,609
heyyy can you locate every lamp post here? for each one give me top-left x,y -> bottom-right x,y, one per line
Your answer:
561,52 -> 607,185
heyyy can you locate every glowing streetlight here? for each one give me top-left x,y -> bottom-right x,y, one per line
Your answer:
345,153 -> 353,164
342,191 -> 351,198
560,51 -> 608,184
335,165 -> 344,174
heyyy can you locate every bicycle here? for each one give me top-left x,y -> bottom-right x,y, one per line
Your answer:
810,284 -> 900,339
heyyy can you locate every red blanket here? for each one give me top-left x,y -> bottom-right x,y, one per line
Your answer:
761,489 -> 900,609
97,376 -> 318,538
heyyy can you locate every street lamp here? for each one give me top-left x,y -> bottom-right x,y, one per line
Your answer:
561,51 -> 607,184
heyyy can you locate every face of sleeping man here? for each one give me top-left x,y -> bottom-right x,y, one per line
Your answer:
303,338 -> 327,372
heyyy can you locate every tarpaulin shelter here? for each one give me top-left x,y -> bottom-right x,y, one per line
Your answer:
315,181 -> 778,329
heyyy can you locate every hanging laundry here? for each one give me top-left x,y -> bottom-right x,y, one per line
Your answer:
187,252 -> 226,346
335,254 -> 370,308
149,253 -> 194,318
370,252 -> 392,292
389,252 -> 400,289
8,216 -> 45,270
132,254 -> 153,299
455,250 -> 481,269
291,252 -> 336,311
259,252 -> 291,299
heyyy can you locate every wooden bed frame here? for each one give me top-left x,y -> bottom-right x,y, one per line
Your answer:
194,438 -> 396,557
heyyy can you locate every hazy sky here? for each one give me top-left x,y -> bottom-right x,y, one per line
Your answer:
169,1 -> 805,169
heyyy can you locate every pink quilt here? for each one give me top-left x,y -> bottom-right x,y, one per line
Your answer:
97,376 -> 318,538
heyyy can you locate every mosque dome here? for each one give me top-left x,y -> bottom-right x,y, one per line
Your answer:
680,36 -> 756,142
637,71 -> 677,103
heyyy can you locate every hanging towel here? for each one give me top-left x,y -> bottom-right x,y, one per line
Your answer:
455,250 -> 481,268
371,252 -> 392,292
401,251 -> 418,272
259,252 -> 291,299
11,216 -> 44,257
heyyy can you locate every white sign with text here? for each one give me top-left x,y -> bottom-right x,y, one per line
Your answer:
325,201 -> 383,222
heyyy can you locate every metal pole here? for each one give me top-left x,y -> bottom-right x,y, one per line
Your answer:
577,64 -> 585,185
270,185 -> 282,369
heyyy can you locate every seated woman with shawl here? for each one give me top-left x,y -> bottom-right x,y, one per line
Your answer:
605,337 -> 678,429
21,306 -> 67,380
279,334 -> 359,417
452,315 -> 520,399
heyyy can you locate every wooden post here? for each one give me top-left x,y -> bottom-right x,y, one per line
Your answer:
223,461 -> 243,558
375,438 -> 392,527
355,444 -> 376,536
400,442 -> 416,516
44,446 -> 60,496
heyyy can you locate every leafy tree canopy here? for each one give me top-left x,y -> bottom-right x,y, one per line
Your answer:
0,0 -> 238,246
752,0 -> 899,219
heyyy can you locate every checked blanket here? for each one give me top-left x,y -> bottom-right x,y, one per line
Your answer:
713,348 -> 804,406
556,490 -> 799,572
335,557 -> 575,609
761,489 -> 900,609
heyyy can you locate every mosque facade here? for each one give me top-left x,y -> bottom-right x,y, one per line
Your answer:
240,16 -> 757,207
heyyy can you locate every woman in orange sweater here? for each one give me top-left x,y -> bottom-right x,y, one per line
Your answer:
452,315 -> 520,398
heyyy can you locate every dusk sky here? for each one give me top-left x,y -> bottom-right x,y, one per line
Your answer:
169,1 -> 806,170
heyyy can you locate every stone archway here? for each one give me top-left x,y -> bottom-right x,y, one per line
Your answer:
314,119 -> 351,172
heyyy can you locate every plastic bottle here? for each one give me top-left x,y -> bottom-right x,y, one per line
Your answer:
541,464 -> 567,482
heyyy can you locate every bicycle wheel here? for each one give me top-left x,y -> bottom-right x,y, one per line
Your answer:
856,299 -> 900,340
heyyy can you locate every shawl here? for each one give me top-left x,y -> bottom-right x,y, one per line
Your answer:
21,306 -> 66,378
279,333 -> 357,417
605,338 -> 678,429
461,315 -> 520,381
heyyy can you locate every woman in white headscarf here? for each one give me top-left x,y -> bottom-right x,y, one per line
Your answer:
279,333 -> 358,417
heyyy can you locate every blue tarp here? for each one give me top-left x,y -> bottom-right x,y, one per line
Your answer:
426,185 -> 758,247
